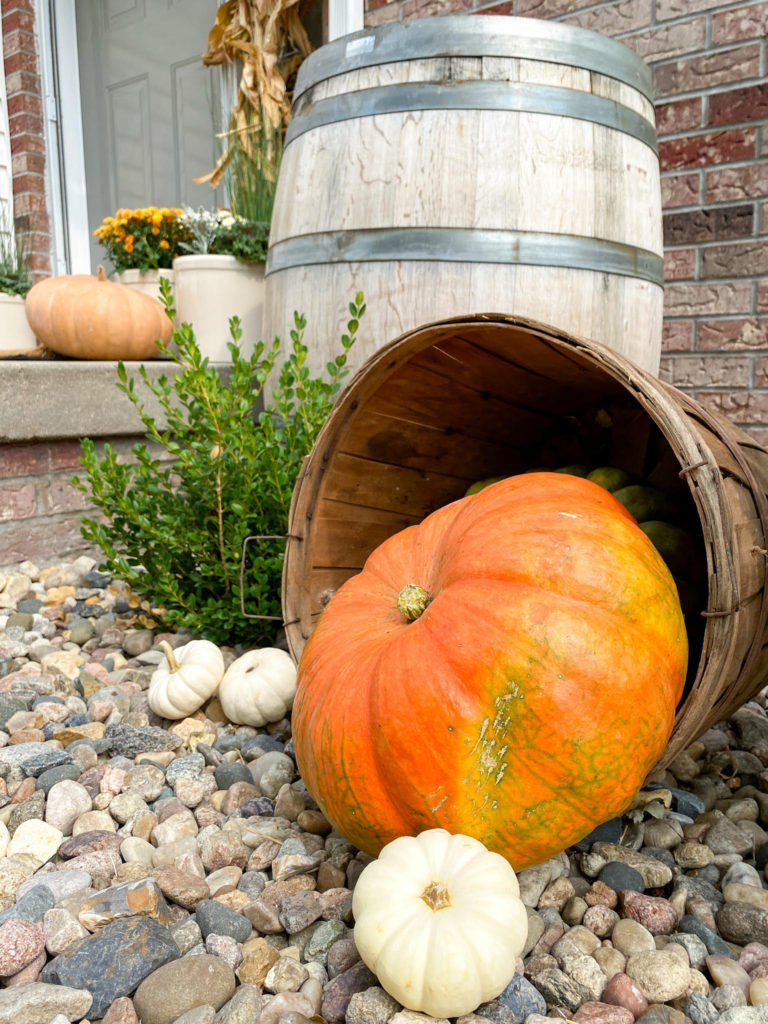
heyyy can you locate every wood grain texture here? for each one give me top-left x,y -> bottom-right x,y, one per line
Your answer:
266,48 -> 663,377
283,315 -> 768,768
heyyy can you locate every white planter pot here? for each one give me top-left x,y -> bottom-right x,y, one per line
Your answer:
115,268 -> 174,303
0,292 -> 40,354
172,255 -> 265,363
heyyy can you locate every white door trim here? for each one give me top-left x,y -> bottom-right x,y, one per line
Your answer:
328,0 -> 364,41
42,0 -> 91,273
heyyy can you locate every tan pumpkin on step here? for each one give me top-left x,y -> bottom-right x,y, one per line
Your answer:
25,266 -> 171,360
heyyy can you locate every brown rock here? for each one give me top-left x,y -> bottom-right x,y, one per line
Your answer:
317,861 -> 346,893
59,830 -> 124,859
53,722 -> 106,745
242,899 -> 283,933
236,939 -> 280,987
153,865 -> 210,910
220,782 -> 258,815
78,878 -> 172,931
101,996 -> 139,1024
585,881 -> 619,908
133,954 -> 235,1024
573,1002 -> 634,1024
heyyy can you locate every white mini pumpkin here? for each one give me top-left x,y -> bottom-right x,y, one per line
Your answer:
352,828 -> 528,1018
218,647 -> 297,727
147,640 -> 225,720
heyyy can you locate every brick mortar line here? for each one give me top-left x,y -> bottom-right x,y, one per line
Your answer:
652,76 -> 768,104
658,122 -> 766,143
664,236 -> 767,250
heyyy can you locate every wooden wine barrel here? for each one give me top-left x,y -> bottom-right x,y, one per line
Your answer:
265,15 -> 664,378
282,314 -> 768,765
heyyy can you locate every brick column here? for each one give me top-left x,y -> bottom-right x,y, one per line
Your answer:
1,0 -> 51,280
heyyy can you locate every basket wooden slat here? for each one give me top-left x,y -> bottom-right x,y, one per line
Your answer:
283,315 -> 768,763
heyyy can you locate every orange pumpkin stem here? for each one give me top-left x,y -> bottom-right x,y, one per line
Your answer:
96,265 -> 108,282
420,880 -> 451,911
158,639 -> 180,673
396,583 -> 430,622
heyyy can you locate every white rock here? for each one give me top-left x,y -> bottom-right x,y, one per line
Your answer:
7,820 -> 63,867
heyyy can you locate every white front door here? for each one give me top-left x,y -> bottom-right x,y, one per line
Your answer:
75,0 -> 224,271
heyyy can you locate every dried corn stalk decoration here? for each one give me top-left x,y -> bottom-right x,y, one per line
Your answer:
196,0 -> 315,194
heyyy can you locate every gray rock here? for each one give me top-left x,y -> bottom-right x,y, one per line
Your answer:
598,862 -> 645,893
678,914 -> 735,957
530,967 -> 590,1013
305,918 -> 348,963
213,763 -> 253,790
673,876 -> 724,914
0,884 -> 54,926
194,900 -> 252,943
0,743 -> 72,777
666,930 -> 708,970
87,686 -> 131,716
497,972 -> 547,1018
41,914 -> 179,1018
717,900 -> 768,945
123,629 -> 155,656
105,723 -> 183,757
35,764 -> 82,794
165,753 -> 205,785
15,869 -> 92,904
279,890 -> 323,934
717,1010 -> 768,1024
0,697 -> 32,730
345,986 -> 401,1024
0,981 -> 93,1024
732,709 -> 768,748
170,1006 -> 216,1024
473,1000 -> 518,1023
705,816 -> 755,856
321,961 -> 378,1023
686,992 -> 720,1024
212,984 -> 263,1024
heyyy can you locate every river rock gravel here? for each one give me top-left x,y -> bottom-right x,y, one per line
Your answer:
1,557 -> 768,1024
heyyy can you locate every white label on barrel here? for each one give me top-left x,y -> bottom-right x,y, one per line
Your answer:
345,35 -> 375,57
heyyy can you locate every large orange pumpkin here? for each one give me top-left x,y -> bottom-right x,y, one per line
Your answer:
292,472 -> 688,869
25,267 -> 171,360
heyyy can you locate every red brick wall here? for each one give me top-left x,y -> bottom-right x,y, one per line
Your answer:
0,439 -> 97,567
1,0 -> 51,280
365,0 -> 768,444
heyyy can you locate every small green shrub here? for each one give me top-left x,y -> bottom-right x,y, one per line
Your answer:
73,281 -> 365,646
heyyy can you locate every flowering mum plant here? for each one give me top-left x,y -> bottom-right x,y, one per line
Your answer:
178,207 -> 269,265
94,207 -> 195,273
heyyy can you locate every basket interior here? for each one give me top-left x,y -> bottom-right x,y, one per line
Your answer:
292,319 -> 708,700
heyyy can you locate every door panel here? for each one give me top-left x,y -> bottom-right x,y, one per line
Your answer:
76,0 -> 223,271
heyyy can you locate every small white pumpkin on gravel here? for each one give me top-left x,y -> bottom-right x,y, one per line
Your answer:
352,828 -> 528,1018
147,639 -> 225,720
218,647 -> 297,727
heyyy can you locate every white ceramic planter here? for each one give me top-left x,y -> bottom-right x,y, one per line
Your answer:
0,292 -> 40,354
115,268 -> 174,303
172,255 -> 265,363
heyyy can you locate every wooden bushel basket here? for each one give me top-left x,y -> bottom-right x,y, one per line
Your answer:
282,315 -> 768,764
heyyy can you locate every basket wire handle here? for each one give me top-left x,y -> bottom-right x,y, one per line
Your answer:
239,534 -> 301,623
